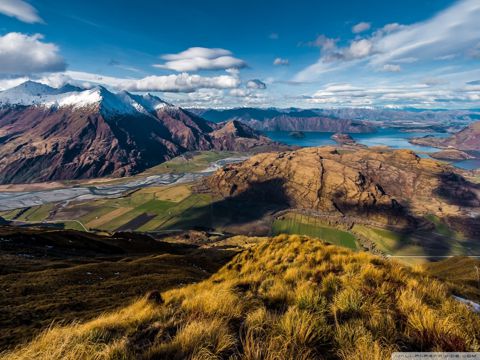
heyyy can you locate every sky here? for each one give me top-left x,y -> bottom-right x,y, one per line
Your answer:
0,0 -> 479,109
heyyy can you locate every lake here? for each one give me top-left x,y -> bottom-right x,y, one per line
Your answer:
264,128 -> 478,170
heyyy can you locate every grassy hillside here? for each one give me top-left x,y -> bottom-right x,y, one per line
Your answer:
3,235 -> 479,360
0,227 -> 236,350
424,256 -> 480,302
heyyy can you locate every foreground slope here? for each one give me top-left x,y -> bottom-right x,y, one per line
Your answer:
0,82 -> 274,184
0,226 -> 236,350
3,235 -> 480,360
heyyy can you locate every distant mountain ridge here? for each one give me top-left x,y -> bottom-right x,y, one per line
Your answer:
0,82 -> 275,184
410,121 -> 480,152
191,107 -> 480,133
191,107 -> 375,133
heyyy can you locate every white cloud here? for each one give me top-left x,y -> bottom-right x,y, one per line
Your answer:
348,39 -> 374,59
0,76 -> 29,90
352,22 -> 371,34
154,47 -> 247,72
0,33 -> 66,75
269,33 -> 279,40
295,0 -> 480,81
273,57 -> 289,66
229,88 -> 248,97
63,71 -> 240,93
0,0 -> 42,23
246,79 -> 266,89
371,0 -> 480,65
381,64 -> 401,72
305,81 -> 480,108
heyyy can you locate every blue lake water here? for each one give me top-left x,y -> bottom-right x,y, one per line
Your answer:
264,129 -> 478,170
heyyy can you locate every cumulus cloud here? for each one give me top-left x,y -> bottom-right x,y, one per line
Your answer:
352,22 -> 371,34
295,0 -> 480,81
381,64 -> 401,72
246,79 -> 266,89
273,57 -> 289,66
0,33 -> 66,75
64,71 -> 240,93
154,47 -> 247,72
0,0 -> 43,23
348,39 -> 374,59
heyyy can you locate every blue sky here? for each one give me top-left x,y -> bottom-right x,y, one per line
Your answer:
0,0 -> 479,108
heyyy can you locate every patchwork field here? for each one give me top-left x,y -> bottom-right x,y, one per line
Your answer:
3,190 -> 479,263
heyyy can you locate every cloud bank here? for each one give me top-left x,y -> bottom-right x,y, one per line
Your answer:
63,71 -> 241,93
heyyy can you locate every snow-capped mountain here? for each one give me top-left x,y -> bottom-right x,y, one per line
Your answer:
0,81 -> 172,116
0,81 -> 274,184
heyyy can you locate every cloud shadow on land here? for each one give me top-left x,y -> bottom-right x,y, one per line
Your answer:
163,179 -> 289,234
434,171 -> 480,239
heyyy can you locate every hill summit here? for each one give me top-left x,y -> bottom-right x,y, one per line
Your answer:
4,235 -> 480,359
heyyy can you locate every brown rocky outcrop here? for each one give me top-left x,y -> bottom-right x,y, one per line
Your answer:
430,149 -> 475,161
205,147 -> 480,234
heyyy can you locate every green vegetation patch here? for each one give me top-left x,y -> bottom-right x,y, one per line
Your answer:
272,214 -> 358,250
424,214 -> 456,238
140,151 -> 239,176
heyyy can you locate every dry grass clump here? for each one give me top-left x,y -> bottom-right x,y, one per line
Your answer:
3,234 -> 480,360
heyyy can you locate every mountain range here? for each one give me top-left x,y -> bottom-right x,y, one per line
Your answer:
191,107 -> 375,133
0,82 -> 274,184
191,107 -> 480,133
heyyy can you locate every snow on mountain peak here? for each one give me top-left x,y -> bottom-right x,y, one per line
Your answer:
0,81 -> 173,116
0,81 -> 59,105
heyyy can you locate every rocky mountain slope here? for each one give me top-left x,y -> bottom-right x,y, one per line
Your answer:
410,121 -> 480,152
0,82 -> 274,184
192,107 -> 375,133
205,147 -> 480,235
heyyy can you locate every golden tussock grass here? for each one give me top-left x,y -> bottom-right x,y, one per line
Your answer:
3,234 -> 480,360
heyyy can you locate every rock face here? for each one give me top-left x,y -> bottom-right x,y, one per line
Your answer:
194,108 -> 375,133
206,147 -> 480,233
410,121 -> 480,152
209,120 -> 273,152
430,149 -> 475,161
0,82 -> 275,184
